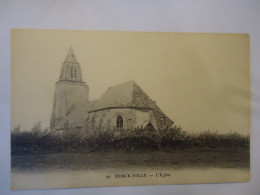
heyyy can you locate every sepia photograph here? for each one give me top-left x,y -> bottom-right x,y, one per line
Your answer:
11,29 -> 250,190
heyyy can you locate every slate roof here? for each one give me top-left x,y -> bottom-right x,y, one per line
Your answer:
59,46 -> 84,82
64,46 -> 78,64
89,80 -> 165,113
63,80 -> 172,124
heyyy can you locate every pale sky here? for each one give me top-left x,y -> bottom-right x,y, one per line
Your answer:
11,29 -> 250,134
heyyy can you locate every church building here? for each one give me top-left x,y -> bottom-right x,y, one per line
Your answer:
50,47 -> 174,132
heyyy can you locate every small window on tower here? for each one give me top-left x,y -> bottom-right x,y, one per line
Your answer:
74,68 -> 77,78
70,66 -> 77,78
71,66 -> 77,79
71,67 -> 73,78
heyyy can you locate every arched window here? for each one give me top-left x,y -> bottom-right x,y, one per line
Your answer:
116,115 -> 123,129
70,66 -> 77,79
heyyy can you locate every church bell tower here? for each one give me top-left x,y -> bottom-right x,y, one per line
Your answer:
50,47 -> 89,129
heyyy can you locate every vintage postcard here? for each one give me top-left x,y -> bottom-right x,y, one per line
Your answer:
11,29 -> 250,190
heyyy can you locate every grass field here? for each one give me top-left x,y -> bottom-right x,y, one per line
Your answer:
11,148 -> 250,172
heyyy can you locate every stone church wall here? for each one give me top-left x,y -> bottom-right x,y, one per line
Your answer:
86,108 -> 153,133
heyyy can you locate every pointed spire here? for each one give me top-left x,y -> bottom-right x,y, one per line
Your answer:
59,46 -> 84,82
64,46 -> 78,63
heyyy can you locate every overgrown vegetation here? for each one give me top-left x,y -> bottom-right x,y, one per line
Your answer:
11,123 -> 250,155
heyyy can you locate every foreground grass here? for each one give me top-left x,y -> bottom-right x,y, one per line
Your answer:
11,148 -> 250,171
